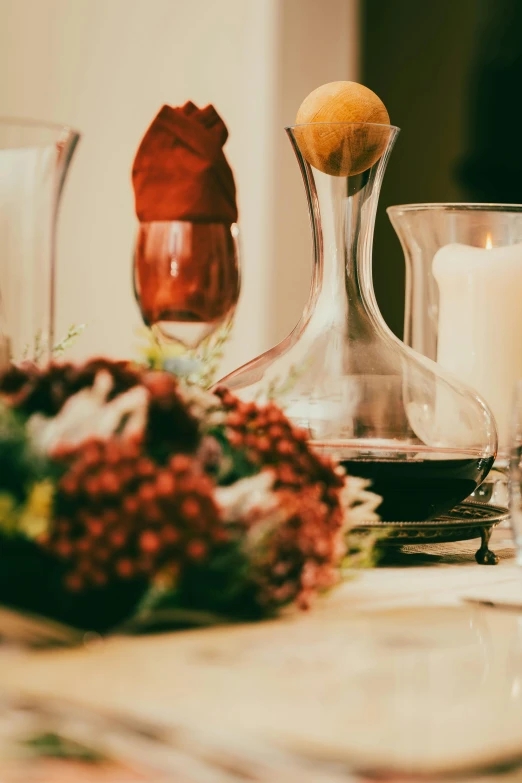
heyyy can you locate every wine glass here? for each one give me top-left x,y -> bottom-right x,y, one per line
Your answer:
133,220 -> 240,351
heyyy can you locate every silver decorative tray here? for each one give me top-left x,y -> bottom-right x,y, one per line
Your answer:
353,502 -> 509,565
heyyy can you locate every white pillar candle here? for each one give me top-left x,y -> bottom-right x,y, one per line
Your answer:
433,241 -> 522,451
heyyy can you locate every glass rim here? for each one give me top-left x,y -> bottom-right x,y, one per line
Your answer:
388,202 -> 522,215
286,121 -> 400,132
0,116 -> 80,139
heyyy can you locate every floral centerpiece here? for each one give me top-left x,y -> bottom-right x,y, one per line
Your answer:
0,358 -> 380,634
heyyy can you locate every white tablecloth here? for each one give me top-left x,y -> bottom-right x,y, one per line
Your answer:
1,528 -> 522,778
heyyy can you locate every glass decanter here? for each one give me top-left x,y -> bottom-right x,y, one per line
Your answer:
0,119 -> 79,364
218,123 -> 497,521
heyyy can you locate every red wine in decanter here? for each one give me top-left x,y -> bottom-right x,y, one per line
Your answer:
314,441 -> 493,521
134,221 -> 239,348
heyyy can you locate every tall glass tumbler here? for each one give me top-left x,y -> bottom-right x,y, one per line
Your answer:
0,119 -> 80,364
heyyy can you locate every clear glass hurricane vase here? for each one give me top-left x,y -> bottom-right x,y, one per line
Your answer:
218,123 -> 497,521
388,203 -> 522,460
0,119 -> 80,365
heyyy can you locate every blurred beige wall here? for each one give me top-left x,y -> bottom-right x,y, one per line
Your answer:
0,0 -> 358,373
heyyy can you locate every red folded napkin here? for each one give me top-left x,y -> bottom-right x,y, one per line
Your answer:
132,102 -> 238,223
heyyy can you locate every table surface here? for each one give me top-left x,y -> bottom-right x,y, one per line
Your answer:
2,528 -> 522,779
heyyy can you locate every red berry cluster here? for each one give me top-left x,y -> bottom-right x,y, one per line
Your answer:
46,439 -> 224,592
214,387 -> 344,508
246,485 -> 344,611
213,388 -> 346,612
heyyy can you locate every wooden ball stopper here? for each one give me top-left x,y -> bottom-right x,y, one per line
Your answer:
295,81 -> 391,176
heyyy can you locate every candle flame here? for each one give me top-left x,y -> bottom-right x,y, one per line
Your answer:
485,233 -> 493,249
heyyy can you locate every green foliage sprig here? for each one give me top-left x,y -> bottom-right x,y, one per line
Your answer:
22,323 -> 86,363
137,321 -> 232,389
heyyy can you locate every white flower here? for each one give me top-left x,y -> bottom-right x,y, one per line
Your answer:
215,472 -> 276,523
341,475 -> 382,525
177,383 -> 225,426
27,371 -> 149,453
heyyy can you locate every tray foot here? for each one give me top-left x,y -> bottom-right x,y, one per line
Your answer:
475,526 -> 499,565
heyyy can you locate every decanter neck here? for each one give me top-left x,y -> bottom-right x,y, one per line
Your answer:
286,124 -> 399,338
303,168 -> 381,333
